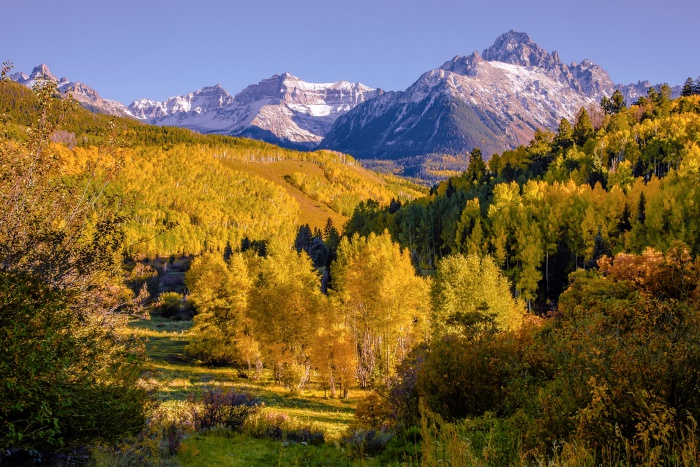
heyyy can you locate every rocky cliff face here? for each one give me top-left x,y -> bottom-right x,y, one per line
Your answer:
321,31 -> 602,159
128,73 -> 381,148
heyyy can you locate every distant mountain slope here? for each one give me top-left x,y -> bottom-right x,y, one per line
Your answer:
0,79 -> 425,244
128,73 -> 381,149
320,30 -> 681,161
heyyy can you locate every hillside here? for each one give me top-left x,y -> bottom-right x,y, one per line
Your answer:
5,56 -> 700,467
0,80 -> 425,257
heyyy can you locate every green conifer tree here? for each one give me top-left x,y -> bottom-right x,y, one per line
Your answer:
573,107 -> 594,146
682,77 -> 695,97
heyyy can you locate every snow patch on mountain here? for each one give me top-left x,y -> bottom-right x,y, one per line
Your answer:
128,73 -> 380,147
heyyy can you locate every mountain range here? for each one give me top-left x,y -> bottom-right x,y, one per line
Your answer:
11,30 -> 679,161
320,31 -> 677,159
128,74 -> 380,149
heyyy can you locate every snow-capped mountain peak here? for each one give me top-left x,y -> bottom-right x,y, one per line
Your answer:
29,64 -> 57,82
11,31 -> 680,161
482,30 -> 557,69
127,74 -> 381,148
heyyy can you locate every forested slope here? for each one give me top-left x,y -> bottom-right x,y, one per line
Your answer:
0,80 -> 425,258
345,89 -> 700,310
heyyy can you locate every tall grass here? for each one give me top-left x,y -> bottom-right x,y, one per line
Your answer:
419,400 -> 700,466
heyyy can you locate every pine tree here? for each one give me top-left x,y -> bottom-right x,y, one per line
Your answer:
294,224 -> 313,253
610,90 -> 627,114
223,241 -> 233,262
618,203 -> 632,233
585,225 -> 609,269
647,86 -> 659,103
655,83 -> 673,117
573,107 -> 594,146
600,95 -> 613,115
600,90 -> 626,116
682,77 -> 695,97
554,117 -> 574,151
323,217 -> 335,239
637,192 -> 646,224
388,198 -> 402,214
464,147 -> 487,186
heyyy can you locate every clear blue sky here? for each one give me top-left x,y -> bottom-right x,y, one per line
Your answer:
3,0 -> 698,104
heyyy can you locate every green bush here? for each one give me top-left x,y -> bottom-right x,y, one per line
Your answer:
153,292 -> 187,318
244,411 -> 325,445
341,429 -> 394,458
0,272 -> 150,452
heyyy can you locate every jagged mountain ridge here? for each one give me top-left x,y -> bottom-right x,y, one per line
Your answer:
10,65 -> 133,118
321,47 -> 600,159
11,31 -> 681,160
9,65 -> 381,149
128,73 -> 382,149
320,30 -> 680,160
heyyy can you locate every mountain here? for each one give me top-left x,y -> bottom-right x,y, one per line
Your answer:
128,73 -> 381,149
12,34 -> 681,162
10,65 -> 132,118
320,30 -> 679,161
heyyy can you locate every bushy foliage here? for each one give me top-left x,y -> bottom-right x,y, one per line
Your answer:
341,429 -> 394,458
535,246 -> 700,449
420,402 -> 525,467
405,246 -> 700,463
350,392 -> 393,431
153,291 -> 187,318
189,387 -> 260,432
0,76 -> 150,453
416,326 -> 548,421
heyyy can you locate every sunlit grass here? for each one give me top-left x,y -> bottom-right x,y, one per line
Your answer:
126,316 -> 359,437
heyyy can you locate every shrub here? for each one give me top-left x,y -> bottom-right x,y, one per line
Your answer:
416,323 -> 549,422
0,78 -> 151,454
378,425 -> 422,464
153,292 -> 184,317
351,392 -> 393,431
189,387 -> 259,432
387,344 -> 426,428
126,262 -> 159,300
341,429 -> 394,458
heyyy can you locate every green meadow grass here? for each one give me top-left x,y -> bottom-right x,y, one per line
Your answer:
177,431 -> 385,467
126,317 -> 400,466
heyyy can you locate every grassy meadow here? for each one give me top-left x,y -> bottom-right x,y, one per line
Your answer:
125,316 -> 416,466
